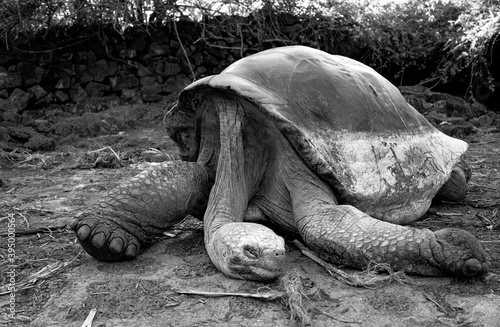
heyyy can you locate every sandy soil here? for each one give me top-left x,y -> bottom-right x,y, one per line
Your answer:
1,110 -> 499,327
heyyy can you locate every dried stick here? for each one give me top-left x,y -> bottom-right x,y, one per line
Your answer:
175,289 -> 284,300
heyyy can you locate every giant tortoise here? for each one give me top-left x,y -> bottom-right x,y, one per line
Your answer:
70,46 -> 490,281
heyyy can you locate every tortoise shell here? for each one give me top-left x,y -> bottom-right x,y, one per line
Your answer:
166,46 -> 467,223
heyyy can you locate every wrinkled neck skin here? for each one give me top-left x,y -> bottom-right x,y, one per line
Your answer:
199,95 -> 271,233
200,93 -> 285,281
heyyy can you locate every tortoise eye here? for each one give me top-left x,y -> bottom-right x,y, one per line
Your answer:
244,245 -> 260,259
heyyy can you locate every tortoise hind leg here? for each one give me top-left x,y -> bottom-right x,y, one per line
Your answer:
435,166 -> 468,202
70,161 -> 212,262
279,141 -> 489,277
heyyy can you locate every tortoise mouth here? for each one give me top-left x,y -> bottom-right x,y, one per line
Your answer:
228,262 -> 283,281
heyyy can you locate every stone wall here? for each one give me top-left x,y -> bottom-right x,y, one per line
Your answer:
0,23 -> 230,115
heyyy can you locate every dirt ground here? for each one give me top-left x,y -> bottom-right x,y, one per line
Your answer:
1,105 -> 499,327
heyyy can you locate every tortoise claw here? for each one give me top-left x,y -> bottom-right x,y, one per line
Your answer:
76,225 -> 91,241
91,232 -> 107,248
109,236 -> 125,254
125,243 -> 139,258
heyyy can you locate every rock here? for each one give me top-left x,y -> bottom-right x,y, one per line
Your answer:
25,132 -> 55,151
195,66 -> 207,77
137,64 -> 152,77
121,89 -> 136,99
28,85 -> 48,100
88,59 -> 118,82
433,100 -> 448,115
0,71 -> 22,89
119,49 -> 137,59
142,94 -> 164,102
141,83 -> 162,95
110,74 -> 140,90
162,74 -> 191,94
47,62 -> 75,80
44,104 -> 67,119
20,112 -> 36,126
404,94 -> 433,114
438,123 -> 476,138
6,125 -> 34,142
425,111 -> 447,125
4,122 -> 54,150
78,69 -> 94,83
126,60 -> 139,70
55,90 -> 70,102
428,92 -> 473,117
69,83 -> 88,103
149,42 -> 170,56
444,117 -> 468,126
0,89 -> 9,99
140,76 -> 157,87
33,119 -> 52,133
85,82 -> 111,97
0,109 -> 21,123
35,93 -> 56,108
148,60 -> 181,77
17,62 -> 46,86
56,77 -> 71,89
191,52 -> 203,66
7,88 -> 34,112
469,114 -> 494,128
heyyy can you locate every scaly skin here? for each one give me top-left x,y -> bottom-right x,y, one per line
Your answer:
70,161 -> 212,261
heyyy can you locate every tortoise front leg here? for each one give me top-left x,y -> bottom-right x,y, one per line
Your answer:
289,177 -> 490,277
70,161 -> 212,261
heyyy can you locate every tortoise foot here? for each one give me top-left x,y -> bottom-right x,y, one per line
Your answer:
70,215 -> 141,262
434,228 -> 490,277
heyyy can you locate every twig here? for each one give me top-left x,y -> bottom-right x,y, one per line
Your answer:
422,292 -> 450,314
174,289 -> 284,300
18,212 -> 30,229
88,146 -> 121,162
81,308 -> 97,327
172,16 -> 196,81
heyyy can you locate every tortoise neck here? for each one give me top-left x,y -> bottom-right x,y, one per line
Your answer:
203,97 -> 250,243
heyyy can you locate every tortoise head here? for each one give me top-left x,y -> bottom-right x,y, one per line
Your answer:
206,222 -> 286,281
